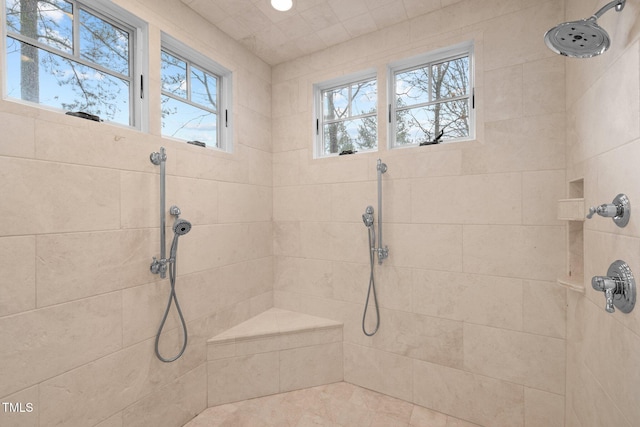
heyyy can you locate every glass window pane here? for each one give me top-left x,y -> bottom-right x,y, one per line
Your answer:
323,116 -> 377,155
5,0 -> 73,54
323,86 -> 348,121
79,9 -> 129,76
7,37 -> 130,125
396,66 -> 429,107
161,95 -> 218,147
190,66 -> 217,111
432,56 -> 469,101
351,80 -> 376,117
396,99 -> 469,145
161,51 -> 187,99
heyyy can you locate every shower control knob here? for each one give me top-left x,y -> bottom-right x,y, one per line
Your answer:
586,193 -> 630,227
591,260 -> 636,314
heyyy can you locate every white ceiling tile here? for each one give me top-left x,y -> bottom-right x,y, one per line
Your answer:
182,0 -> 451,65
342,13 -> 378,38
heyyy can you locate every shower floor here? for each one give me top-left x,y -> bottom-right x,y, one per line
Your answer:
183,381 -> 479,427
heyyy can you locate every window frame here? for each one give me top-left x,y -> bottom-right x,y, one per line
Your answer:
313,69 -> 378,159
2,0 -> 148,130
388,41 -> 475,149
160,32 -> 233,152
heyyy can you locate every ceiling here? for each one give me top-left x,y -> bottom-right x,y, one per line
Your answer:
181,0 -> 453,65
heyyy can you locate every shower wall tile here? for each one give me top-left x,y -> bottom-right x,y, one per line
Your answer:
40,327 -> 206,427
368,264 -> 413,311
237,105 -> 271,153
344,343 -> 413,402
300,222 -> 368,263
273,221 -> 302,257
273,184 -> 333,222
484,64 -> 523,122
274,256 -> 334,299
411,269 -> 523,331
218,183 -> 272,223
413,360 -> 524,427
122,365 -> 207,427
570,44 -> 639,161
0,157 -> 121,235
524,387 -> 564,427
272,114 -> 310,153
273,150 -> 302,186
0,293 -> 122,398
0,236 -> 35,317
523,56 -> 565,117
387,223 -> 463,271
36,229 -> 156,307
372,310 -> 464,369
463,225 -> 565,281
463,323 -> 565,394
120,171 -> 159,229
522,170 -> 566,226
462,113 -> 566,175
522,280 -> 566,339
207,352 -> 280,406
381,148 -> 463,180
280,342 -> 344,391
0,386 -> 38,427
178,222 -> 272,274
95,413 -> 123,427
168,175 -> 220,226
410,173 -> 522,225
483,0 -> 560,70
34,117 -> 162,172
0,112 -> 35,158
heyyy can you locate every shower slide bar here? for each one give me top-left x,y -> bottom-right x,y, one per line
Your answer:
376,159 -> 389,264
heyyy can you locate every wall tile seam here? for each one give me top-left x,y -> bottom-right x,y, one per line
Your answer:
576,136 -> 640,164
0,289 -> 125,322
411,356 -> 564,397
578,295 -> 640,340
94,360 -> 209,426
578,357 -> 635,426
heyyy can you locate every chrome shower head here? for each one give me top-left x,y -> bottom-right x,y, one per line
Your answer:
544,18 -> 611,58
173,218 -> 191,236
544,0 -> 625,58
362,206 -> 374,228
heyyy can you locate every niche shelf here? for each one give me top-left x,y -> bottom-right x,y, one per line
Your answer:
557,178 -> 586,293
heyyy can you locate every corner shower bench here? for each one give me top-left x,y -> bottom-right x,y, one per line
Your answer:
206,308 -> 343,406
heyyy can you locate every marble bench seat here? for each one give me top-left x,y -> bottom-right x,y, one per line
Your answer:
206,308 -> 344,406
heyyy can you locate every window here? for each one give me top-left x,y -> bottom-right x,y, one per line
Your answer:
389,41 -> 474,148
314,70 -> 377,158
161,33 -> 232,151
4,0 -> 146,127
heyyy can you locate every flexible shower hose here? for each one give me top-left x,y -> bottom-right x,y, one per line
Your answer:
154,233 -> 188,362
362,225 -> 380,336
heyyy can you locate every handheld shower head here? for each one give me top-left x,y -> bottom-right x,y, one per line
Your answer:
173,218 -> 192,236
362,206 -> 374,228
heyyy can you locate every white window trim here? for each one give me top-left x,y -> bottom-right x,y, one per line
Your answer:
1,0 -> 149,131
387,40 -> 475,149
313,68 -> 378,159
161,32 -> 233,153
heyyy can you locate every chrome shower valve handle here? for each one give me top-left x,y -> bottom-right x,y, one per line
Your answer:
586,193 -> 630,227
591,260 -> 636,314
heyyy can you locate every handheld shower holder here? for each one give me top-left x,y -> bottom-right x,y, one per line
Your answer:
150,256 -> 168,276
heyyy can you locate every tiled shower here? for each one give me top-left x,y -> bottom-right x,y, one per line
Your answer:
1,0 -> 639,426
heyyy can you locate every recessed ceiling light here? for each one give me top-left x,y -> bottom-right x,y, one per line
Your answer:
271,0 -> 292,12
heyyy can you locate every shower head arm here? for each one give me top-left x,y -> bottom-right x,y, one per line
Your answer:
592,0 -> 625,20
